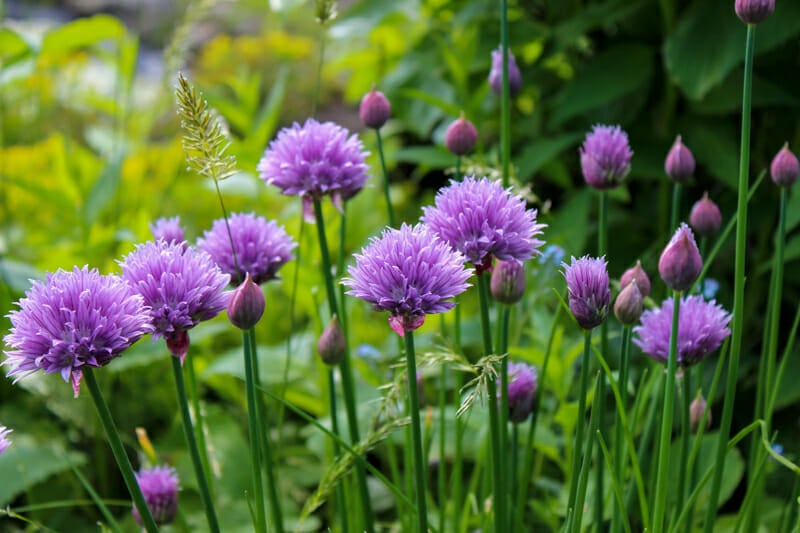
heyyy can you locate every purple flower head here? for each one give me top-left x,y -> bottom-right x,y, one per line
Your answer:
562,256 -> 610,330
580,125 -> 633,190
3,266 -> 151,397
257,119 -> 370,214
620,260 -> 651,298
735,0 -> 774,24
634,295 -> 731,367
665,135 -> 696,183
500,362 -> 538,423
359,87 -> 391,129
488,47 -> 522,97
149,216 -> 184,246
343,223 -> 472,335
444,113 -> 478,156
770,143 -> 799,188
659,223 -> 702,292
689,193 -> 722,238
119,241 -> 230,362
197,212 -> 296,285
422,176 -> 545,273
0,426 -> 12,456
133,465 -> 179,526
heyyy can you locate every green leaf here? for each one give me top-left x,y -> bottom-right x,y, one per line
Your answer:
691,71 -> 800,116
516,133 -> 583,183
0,436 -> 87,506
0,257 -> 42,294
40,15 -> 126,57
393,146 -> 454,170
84,157 -> 123,226
681,121 -> 739,190
549,45 -> 654,127
398,87 -> 461,118
0,28 -> 32,66
684,431 -> 745,512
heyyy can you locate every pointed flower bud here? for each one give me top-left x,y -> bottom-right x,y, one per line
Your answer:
580,124 -> 633,190
689,192 -> 722,238
489,46 -> 522,97
562,256 -> 610,330
658,223 -> 702,292
359,87 -> 391,129
500,362 -> 538,423
318,315 -> 346,366
665,135 -> 695,183
490,260 -> 526,304
444,113 -> 478,156
614,280 -> 644,326
735,0 -> 774,24
770,143 -> 799,188
620,260 -> 651,298
226,273 -> 265,330
690,391 -> 711,433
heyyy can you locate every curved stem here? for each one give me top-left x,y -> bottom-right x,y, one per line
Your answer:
170,358 -> 220,533
83,369 -> 160,533
652,291 -> 682,532
375,129 -> 395,227
403,330 -> 429,533
703,24 -> 756,533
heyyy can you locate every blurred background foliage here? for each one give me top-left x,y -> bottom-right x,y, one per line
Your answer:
1,0 -> 799,530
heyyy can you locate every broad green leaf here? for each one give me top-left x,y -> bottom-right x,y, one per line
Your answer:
398,87 -> 461,118
393,146 -> 454,170
0,258 -> 42,294
84,157 -> 123,226
516,133 -> 583,183
682,431 -> 745,512
39,15 -> 126,58
691,71 -> 800,116
0,28 -> 32,66
681,121 -> 739,190
550,45 -> 654,127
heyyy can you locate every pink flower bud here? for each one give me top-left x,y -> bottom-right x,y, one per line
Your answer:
317,315 -> 346,366
735,0 -> 774,24
689,192 -> 722,238
226,273 -> 265,330
444,113 -> 478,156
620,260 -> 651,298
664,135 -> 695,183
658,223 -> 702,292
770,143 -> 799,188
614,280 -> 644,326
359,87 -> 391,129
690,392 -> 711,433
490,260 -> 526,304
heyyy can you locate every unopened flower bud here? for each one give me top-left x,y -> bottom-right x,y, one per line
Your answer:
359,87 -> 391,129
658,223 -> 702,292
614,280 -> 644,326
490,260 -> 526,304
689,192 -> 722,238
488,47 -> 522,97
226,273 -> 265,330
500,362 -> 538,423
770,143 -> 799,188
665,135 -> 695,183
735,0 -> 774,24
690,392 -> 711,433
444,113 -> 478,156
318,315 -> 346,366
620,260 -> 651,298
133,466 -> 180,526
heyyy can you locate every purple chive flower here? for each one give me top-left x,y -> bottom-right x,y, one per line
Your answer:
770,143 -> 799,188
3,266 -> 151,397
689,193 -> 722,238
444,113 -> 478,156
422,176 -> 545,273
562,256 -> 610,330
149,216 -> 184,246
197,212 -> 296,285
580,125 -> 633,190
735,0 -> 774,24
359,87 -> 391,129
659,223 -> 702,292
488,47 -> 522,97
0,426 -> 12,455
133,465 -> 180,526
343,223 -> 472,335
665,135 -> 696,183
634,294 -> 731,367
501,362 -> 538,423
119,240 -> 230,362
257,119 -> 370,216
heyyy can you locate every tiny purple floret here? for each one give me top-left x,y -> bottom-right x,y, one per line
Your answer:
580,125 -> 633,190
0,426 -> 12,456
133,465 -> 180,526
3,266 -> 151,397
343,223 -> 472,335
562,256 -> 610,330
634,295 -> 731,367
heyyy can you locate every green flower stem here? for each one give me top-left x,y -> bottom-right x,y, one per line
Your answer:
170,358 -> 220,533
703,23 -> 756,533
764,187 -> 787,430
403,330 -> 429,533
184,352 -> 215,499
248,329 -> 284,533
329,369 -> 351,533
477,274 -> 505,533
498,305 -> 510,526
311,196 -> 374,533
652,290 -> 682,532
596,190 -> 608,530
438,361 -> 446,533
242,332 -> 267,533
675,363 -> 692,520
670,182 -> 682,234
312,28 -> 325,118
568,373 -> 601,533
567,330 -> 593,523
500,0 -> 510,189
624,372 -> 664,517
83,368 -> 159,533
611,325 -> 632,533
375,129 -> 395,227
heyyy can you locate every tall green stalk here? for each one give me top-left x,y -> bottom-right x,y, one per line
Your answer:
652,290 -> 682,532
675,364 -> 692,519
170,358 -> 220,533
498,305 -> 511,527
311,197 -> 374,533
242,332 -> 267,533
703,24 -> 756,533
568,374 -> 602,533
611,325 -> 632,533
500,0 -> 510,189
670,183 -> 682,233
566,331 -> 593,523
596,190 -> 609,530
83,368 -> 160,533
375,129 -> 395,227
403,330 -> 429,533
